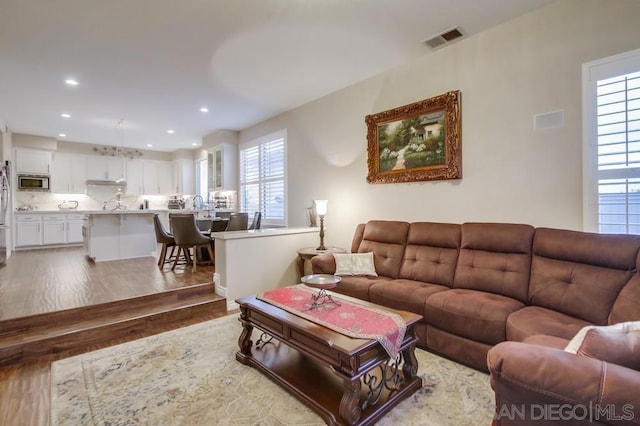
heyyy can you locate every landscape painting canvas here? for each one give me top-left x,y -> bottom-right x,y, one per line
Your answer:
366,90 -> 461,184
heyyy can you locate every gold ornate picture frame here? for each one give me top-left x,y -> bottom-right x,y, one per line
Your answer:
366,90 -> 461,184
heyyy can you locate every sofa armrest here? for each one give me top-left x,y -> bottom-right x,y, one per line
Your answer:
310,253 -> 336,274
488,341 -> 640,425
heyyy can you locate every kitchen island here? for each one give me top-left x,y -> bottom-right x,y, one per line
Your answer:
83,210 -> 162,262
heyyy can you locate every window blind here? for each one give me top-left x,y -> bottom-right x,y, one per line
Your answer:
240,133 -> 286,226
596,71 -> 640,233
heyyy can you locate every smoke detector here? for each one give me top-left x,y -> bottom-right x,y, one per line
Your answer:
423,27 -> 465,49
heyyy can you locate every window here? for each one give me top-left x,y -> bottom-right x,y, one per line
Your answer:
239,130 -> 286,227
584,48 -> 640,234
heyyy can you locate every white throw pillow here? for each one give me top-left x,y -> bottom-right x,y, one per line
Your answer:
333,252 -> 378,276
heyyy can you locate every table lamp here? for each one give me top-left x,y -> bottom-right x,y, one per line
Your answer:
314,199 -> 328,250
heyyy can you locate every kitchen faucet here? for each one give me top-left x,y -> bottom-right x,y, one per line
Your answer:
193,195 -> 204,209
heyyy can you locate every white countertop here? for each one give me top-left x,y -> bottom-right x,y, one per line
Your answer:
15,208 -> 236,215
213,227 -> 319,240
15,209 -> 165,215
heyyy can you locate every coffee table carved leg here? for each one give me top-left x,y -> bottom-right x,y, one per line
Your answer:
237,307 -> 254,359
339,377 -> 362,425
402,341 -> 419,380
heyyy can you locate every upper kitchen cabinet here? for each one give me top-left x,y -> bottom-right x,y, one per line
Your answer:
142,160 -> 173,195
173,158 -> 194,195
51,152 -> 87,193
125,159 -> 143,195
208,144 -> 237,191
86,156 -> 125,181
15,148 -> 52,174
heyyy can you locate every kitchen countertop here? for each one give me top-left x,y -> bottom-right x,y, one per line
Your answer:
14,208 -> 236,215
14,209 -> 166,214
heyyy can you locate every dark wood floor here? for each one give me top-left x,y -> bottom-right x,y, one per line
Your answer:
0,246 -> 214,320
0,246 -> 232,426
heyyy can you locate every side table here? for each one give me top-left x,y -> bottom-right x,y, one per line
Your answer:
297,246 -> 346,277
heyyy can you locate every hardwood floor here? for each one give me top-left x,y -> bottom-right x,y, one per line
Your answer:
0,246 -> 233,426
0,246 -> 214,320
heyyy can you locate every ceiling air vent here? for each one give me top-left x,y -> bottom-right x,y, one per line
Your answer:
423,27 -> 464,49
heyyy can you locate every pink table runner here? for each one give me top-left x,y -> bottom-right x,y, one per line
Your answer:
258,284 -> 407,358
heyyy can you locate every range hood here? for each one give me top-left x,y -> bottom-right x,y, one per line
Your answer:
86,179 -> 127,189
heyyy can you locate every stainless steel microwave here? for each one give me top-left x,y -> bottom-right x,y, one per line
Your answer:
17,174 -> 50,191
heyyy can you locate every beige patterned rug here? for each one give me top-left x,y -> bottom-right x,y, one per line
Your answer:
51,314 -> 495,425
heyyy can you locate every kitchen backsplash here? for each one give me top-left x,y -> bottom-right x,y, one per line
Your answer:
14,192 -> 171,211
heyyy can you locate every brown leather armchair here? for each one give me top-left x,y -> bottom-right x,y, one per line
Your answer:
488,339 -> 640,425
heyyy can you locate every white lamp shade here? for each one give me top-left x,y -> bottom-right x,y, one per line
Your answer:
314,199 -> 328,216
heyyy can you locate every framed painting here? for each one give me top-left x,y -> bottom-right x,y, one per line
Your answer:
366,90 -> 461,184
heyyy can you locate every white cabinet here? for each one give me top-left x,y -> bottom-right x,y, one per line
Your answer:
15,212 -> 85,247
15,148 -> 52,174
42,214 -> 67,245
173,158 -> 194,195
142,160 -> 174,195
158,162 -> 174,194
208,144 -> 237,191
51,152 -> 87,193
84,213 -> 156,262
66,213 -> 85,243
86,156 -> 125,181
125,159 -> 143,195
15,214 -> 42,246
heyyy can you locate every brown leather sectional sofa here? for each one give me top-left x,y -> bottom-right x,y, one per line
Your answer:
311,220 -> 640,424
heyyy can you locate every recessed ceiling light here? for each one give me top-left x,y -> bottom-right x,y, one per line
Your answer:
167,129 -> 175,134
146,144 -> 153,147
65,78 -> 78,86
191,143 -> 198,146
200,107 -> 209,113
58,133 -> 66,137
61,113 -> 71,118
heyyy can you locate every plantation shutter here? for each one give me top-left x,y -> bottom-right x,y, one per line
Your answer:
596,71 -> 640,233
239,131 -> 286,226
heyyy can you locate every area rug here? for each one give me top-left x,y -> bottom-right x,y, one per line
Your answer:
51,315 -> 495,425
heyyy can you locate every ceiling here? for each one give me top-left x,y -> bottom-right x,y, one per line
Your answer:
0,0 -> 556,152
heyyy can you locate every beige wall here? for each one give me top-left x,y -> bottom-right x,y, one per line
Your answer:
239,0 -> 640,250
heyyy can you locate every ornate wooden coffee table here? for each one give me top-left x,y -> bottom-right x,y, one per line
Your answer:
235,294 -> 423,426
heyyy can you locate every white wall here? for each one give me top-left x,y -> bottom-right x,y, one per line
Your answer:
239,0 -> 640,250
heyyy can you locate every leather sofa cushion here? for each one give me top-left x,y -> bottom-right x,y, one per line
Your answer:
529,228 -> 640,325
453,223 -> 534,302
522,334 -> 570,350
398,222 -> 460,286
610,274 -> 640,324
564,321 -> 640,371
330,275 -> 391,301
425,324 -> 492,372
534,227 -> 640,270
425,289 -> 525,345
369,279 -> 448,317
357,221 -> 409,278
506,306 -> 589,342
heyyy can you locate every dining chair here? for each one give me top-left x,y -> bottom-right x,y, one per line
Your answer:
196,218 -> 212,233
226,212 -> 249,231
170,214 -> 215,272
153,214 -> 179,269
248,212 -> 262,230
210,219 -> 229,232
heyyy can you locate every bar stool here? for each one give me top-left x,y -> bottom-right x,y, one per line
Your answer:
170,214 -> 215,272
153,214 -> 178,269
226,212 -> 249,231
